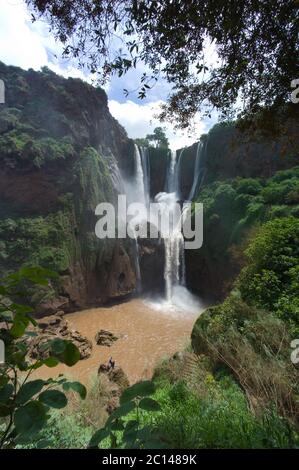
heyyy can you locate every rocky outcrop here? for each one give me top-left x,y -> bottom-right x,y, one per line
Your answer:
148,147 -> 169,197
95,330 -> 118,347
27,313 -> 92,360
98,364 -> 130,414
179,118 -> 299,201
0,62 -> 137,312
136,222 -> 165,294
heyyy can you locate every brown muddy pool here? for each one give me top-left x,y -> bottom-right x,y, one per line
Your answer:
34,294 -> 205,386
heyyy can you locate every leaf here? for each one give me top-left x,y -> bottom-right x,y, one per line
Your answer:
123,420 -> 138,444
61,341 -> 80,366
14,401 -> 47,438
16,379 -> 45,404
88,427 -> 110,448
36,438 -> 51,448
110,419 -> 124,431
52,340 -> 80,366
10,315 -> 29,338
106,400 -> 135,426
50,338 -> 66,355
120,380 -> 155,404
0,383 -> 14,402
62,381 -> 87,399
10,303 -> 34,315
39,389 -> 68,409
139,397 -> 161,412
43,356 -> 59,368
0,404 -> 11,417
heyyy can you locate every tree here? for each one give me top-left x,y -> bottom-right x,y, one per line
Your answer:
146,127 -> 169,149
26,1 -> 298,129
134,137 -> 150,148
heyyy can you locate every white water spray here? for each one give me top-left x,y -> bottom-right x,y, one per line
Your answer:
167,150 -> 177,193
133,144 -> 147,207
188,140 -> 208,201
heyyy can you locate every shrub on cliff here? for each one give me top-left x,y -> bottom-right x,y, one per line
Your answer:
238,216 -> 299,334
191,296 -> 299,425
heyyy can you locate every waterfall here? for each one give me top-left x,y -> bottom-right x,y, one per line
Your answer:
132,234 -> 142,294
128,144 -> 150,292
154,191 -> 186,302
167,150 -> 177,193
188,139 -> 208,201
163,230 -> 185,302
107,149 -> 144,294
107,155 -> 125,193
128,143 -> 200,309
140,146 -> 150,207
133,144 -> 147,207
174,149 -> 184,199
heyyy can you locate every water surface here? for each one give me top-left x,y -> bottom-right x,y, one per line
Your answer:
35,296 -> 204,385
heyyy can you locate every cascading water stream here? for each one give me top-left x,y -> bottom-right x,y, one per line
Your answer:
167,149 -> 177,193
140,146 -> 150,208
188,139 -> 208,201
133,144 -> 147,207
107,155 -> 125,193
128,143 -> 200,310
155,185 -> 186,302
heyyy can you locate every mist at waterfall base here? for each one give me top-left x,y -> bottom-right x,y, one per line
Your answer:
121,144 -> 205,315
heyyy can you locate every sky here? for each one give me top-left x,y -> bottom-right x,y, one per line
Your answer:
0,0 -> 218,149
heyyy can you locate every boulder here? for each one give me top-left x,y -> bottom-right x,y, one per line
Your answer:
95,329 -> 118,347
98,363 -> 130,414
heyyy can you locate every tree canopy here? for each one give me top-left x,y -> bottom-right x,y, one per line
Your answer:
26,1 -> 299,128
146,126 -> 169,149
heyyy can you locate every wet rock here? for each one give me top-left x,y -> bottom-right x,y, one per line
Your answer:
98,363 -> 130,414
36,296 -> 69,317
138,223 -> 165,295
26,314 -> 92,360
104,241 -> 136,300
95,329 -> 118,347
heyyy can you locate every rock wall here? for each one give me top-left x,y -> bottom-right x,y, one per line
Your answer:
181,118 -> 299,301
148,147 -> 169,198
0,62 -> 136,313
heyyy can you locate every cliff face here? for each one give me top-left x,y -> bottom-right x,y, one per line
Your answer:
180,121 -> 299,200
0,62 -> 136,313
181,119 -> 299,301
148,147 -> 169,197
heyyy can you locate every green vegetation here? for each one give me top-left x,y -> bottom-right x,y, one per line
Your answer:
238,217 -> 299,335
192,296 -> 298,423
145,127 -> 169,150
20,360 -> 298,449
188,167 -> 299,298
135,127 -> 169,150
199,167 -> 299,250
0,267 -> 86,448
0,210 -> 76,273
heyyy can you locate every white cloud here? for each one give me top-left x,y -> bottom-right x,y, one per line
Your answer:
109,99 -> 207,150
0,0 -> 92,82
0,0 -> 48,70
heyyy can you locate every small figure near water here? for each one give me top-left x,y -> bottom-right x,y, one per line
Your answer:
108,356 -> 115,370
